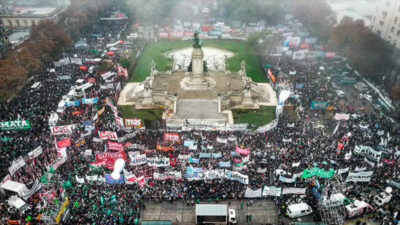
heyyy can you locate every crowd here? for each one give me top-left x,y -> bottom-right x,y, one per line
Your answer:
0,9 -> 399,225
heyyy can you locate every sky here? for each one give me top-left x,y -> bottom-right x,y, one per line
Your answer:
327,0 -> 377,26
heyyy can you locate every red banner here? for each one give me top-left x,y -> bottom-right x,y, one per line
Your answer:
163,133 -> 180,143
79,65 -> 87,71
107,141 -> 124,151
124,118 -> 142,127
57,138 -> 71,148
96,151 -> 127,169
98,131 -> 118,140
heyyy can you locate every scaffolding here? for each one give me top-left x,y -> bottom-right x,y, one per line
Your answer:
39,173 -> 66,224
317,174 -> 347,225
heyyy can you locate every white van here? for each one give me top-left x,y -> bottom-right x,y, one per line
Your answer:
7,195 -> 30,213
67,89 -> 75,99
228,209 -> 236,224
322,193 -> 349,208
345,200 -> 373,218
374,191 -> 392,207
287,203 -> 313,218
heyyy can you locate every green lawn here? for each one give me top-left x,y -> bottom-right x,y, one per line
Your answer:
232,106 -> 276,127
129,40 -> 267,83
118,105 -> 163,121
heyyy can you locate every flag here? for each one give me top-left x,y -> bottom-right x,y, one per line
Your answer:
90,161 -> 104,170
79,65 -> 87,71
268,69 -> 276,83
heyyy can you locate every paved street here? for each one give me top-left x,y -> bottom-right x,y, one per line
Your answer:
141,200 -> 278,224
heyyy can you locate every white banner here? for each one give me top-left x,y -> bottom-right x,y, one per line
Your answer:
85,175 -> 98,182
346,171 -> 373,183
292,162 -> 300,167
338,168 -> 349,174
75,176 -> 85,184
21,180 -> 42,200
198,169 -> 225,180
262,186 -> 282,197
130,154 -> 147,166
84,149 -> 92,156
216,137 -> 228,144
245,188 -> 262,198
225,170 -> 249,184
28,146 -> 43,160
9,156 -> 25,176
353,145 -> 382,161
282,187 -> 307,195
50,125 -> 74,135
154,172 -> 182,180
147,157 -> 170,167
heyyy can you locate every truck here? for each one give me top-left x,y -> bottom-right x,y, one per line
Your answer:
345,200 -> 374,218
196,204 -> 230,224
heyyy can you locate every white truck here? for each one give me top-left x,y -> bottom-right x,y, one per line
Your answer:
196,204 -> 234,224
287,203 -> 313,218
7,195 -> 30,213
345,200 -> 374,218
374,187 -> 393,207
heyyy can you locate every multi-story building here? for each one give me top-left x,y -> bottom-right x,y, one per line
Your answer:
0,0 -> 69,29
371,0 -> 400,48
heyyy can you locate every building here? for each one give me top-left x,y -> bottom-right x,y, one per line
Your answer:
0,6 -> 66,29
371,0 -> 400,48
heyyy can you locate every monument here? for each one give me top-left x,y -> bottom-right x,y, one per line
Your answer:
118,33 -> 277,128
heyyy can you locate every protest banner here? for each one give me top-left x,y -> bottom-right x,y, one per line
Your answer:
262,186 -> 282,197
96,151 -> 127,169
279,175 -> 296,183
338,168 -> 349,174
245,188 -> 262,198
216,137 -> 228,144
0,120 -> 31,130
345,171 -> 374,183
310,101 -> 328,109
105,174 -> 124,184
82,97 -> 98,104
183,140 -> 195,147
98,131 -> 118,140
353,145 -> 382,162
75,176 -> 85,184
225,170 -> 249,184
50,125 -> 74,135
56,147 -> 67,158
219,161 -> 231,167
147,157 -> 170,167
198,170 -> 225,180
56,138 -> 71,148
153,172 -> 182,180
164,133 -> 180,143
124,118 -> 142,127
55,197 -> 69,224
301,168 -> 334,178
9,156 -> 26,176
107,141 -> 124,151
334,113 -> 350,121
129,154 -> 147,166
28,146 -> 43,160
235,146 -> 250,155
282,187 -> 307,195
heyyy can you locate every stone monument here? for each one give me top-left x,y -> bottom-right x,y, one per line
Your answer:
118,32 -> 277,127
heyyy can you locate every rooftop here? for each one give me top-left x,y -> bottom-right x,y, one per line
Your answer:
1,6 -> 62,18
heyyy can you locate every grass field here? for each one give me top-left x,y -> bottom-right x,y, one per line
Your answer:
232,106 -> 276,127
118,105 -> 163,121
129,40 -> 267,83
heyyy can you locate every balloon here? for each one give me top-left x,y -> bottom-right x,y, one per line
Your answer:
100,196 -> 104,205
111,158 -> 125,180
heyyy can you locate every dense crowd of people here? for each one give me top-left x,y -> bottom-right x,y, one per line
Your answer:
0,8 -> 399,225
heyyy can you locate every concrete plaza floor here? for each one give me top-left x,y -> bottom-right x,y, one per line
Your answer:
141,200 -> 278,225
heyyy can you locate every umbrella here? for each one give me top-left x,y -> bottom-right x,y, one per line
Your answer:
107,51 -> 115,56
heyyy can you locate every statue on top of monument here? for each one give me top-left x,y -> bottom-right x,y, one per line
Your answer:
193,31 -> 202,49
